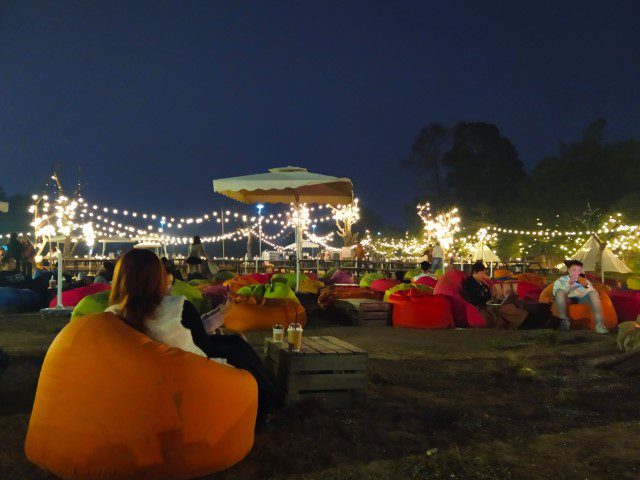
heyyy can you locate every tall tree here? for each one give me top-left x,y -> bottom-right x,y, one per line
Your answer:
403,123 -> 448,199
443,122 -> 526,217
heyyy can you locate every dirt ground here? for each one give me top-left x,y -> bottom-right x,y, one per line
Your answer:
1,311 -> 639,480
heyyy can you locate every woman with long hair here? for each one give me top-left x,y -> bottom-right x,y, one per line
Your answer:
107,249 -> 276,426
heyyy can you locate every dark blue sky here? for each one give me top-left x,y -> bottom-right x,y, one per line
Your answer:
1,1 -> 639,228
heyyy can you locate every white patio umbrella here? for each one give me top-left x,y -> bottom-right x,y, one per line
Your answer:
284,240 -> 319,250
214,166 -> 353,290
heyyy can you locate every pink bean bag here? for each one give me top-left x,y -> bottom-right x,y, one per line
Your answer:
433,270 -> 487,328
201,284 -> 229,309
327,270 -> 355,285
48,283 -> 111,308
609,289 -> 640,323
369,278 -> 400,293
248,273 -> 272,284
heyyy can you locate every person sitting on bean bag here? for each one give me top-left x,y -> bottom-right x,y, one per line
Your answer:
93,260 -> 116,285
108,249 -> 277,428
554,260 -> 608,334
412,261 -> 438,283
461,261 -> 528,330
0,256 -> 30,289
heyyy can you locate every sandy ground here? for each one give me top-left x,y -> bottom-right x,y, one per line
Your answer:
1,311 -> 639,480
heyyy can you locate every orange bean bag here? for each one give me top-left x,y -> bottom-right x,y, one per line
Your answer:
388,289 -> 453,329
224,275 -> 259,294
224,297 -> 307,332
493,269 -> 514,280
539,283 -> 618,330
25,313 -> 258,480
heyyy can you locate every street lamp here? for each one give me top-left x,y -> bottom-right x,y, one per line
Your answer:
311,224 -> 317,258
257,204 -> 264,259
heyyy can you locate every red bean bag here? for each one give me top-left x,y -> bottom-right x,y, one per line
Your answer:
609,289 -> 640,323
307,272 -> 319,281
516,281 -> 544,302
515,273 -> 546,287
388,289 -> 453,329
369,278 -> 400,293
433,270 -> 487,328
48,283 -> 111,308
413,275 -> 438,289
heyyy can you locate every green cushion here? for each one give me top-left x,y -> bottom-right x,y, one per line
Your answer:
359,273 -> 385,288
214,270 -> 237,283
263,282 -> 300,304
171,280 -> 210,314
71,291 -> 110,321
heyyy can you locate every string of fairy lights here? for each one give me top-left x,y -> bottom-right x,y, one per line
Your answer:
4,183 -> 640,264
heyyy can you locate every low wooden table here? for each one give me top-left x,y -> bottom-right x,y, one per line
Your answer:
264,336 -> 368,407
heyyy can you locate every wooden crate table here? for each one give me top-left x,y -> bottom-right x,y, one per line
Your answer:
334,298 -> 391,326
263,336 -> 368,406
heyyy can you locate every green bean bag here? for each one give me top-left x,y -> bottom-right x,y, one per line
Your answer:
71,291 -> 111,321
404,268 -> 422,281
171,280 -> 211,314
627,276 -> 640,291
383,283 -> 431,302
188,279 -> 213,287
236,284 -> 267,300
263,282 -> 300,304
322,267 -> 338,280
359,273 -> 385,288
214,271 -> 237,283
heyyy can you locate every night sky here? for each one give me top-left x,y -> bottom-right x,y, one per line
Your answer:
1,1 -> 639,229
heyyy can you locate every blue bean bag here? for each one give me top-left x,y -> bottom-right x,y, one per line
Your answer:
0,287 -> 44,313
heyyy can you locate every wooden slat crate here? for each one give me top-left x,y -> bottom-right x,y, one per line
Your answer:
264,336 -> 368,407
334,298 -> 391,326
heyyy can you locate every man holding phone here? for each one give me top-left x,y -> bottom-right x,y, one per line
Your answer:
553,260 -> 608,334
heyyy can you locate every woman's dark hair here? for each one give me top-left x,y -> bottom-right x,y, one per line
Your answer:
192,236 -> 201,245
564,259 -> 583,269
471,261 -> 486,274
420,260 -> 431,271
109,249 -> 167,333
395,270 -> 406,282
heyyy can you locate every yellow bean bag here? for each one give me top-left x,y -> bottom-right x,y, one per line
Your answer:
25,313 -> 257,480
627,276 -> 640,291
493,269 -> 514,279
539,283 -> 618,331
224,297 -> 306,332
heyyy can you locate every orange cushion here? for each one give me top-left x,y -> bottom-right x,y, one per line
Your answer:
224,297 -> 307,332
25,313 -> 257,480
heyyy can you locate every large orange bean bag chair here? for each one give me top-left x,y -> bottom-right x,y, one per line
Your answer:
224,275 -> 259,294
539,283 -> 618,330
25,313 -> 258,480
317,285 -> 381,310
224,297 -> 306,332
48,283 -> 111,308
388,289 -> 453,329
433,270 -> 487,328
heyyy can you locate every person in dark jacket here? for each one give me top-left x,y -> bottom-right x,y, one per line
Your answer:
462,262 -> 527,329
6,233 -> 24,273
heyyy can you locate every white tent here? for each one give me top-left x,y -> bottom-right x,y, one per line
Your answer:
214,166 -> 353,291
559,236 -> 632,277
472,242 -> 501,263
285,240 -> 319,250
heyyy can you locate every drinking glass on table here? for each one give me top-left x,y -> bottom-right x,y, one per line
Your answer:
287,323 -> 303,351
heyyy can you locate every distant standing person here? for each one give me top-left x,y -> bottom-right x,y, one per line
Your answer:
20,236 -> 36,278
7,233 -> 24,273
186,236 -> 207,274
430,242 -> 443,272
